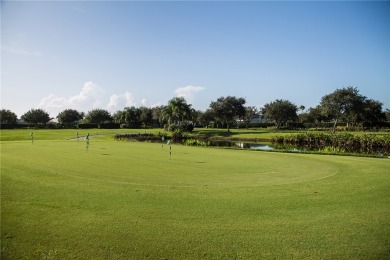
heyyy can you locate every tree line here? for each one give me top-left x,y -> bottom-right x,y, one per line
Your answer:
1,87 -> 389,132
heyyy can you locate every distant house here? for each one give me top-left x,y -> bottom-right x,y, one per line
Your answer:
49,118 -> 59,124
250,116 -> 271,124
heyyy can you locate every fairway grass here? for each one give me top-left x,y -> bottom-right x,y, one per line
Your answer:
1,139 -> 389,259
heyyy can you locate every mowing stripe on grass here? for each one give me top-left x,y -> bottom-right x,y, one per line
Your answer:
1,140 -> 339,187
2,139 -> 389,259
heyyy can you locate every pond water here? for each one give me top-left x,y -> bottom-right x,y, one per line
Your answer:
206,140 -> 388,157
201,140 -> 387,156
208,140 -> 275,151
116,135 -> 388,157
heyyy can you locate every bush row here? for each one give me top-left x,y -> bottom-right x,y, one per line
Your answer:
183,139 -> 210,147
114,133 -> 162,141
272,133 -> 390,154
0,122 -> 122,129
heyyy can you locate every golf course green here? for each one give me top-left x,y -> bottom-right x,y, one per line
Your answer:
1,131 -> 389,259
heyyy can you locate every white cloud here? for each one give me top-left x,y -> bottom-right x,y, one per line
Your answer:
37,81 -> 155,117
38,95 -> 67,108
174,85 -> 205,102
37,81 -> 104,116
69,81 -> 104,108
37,95 -> 68,117
107,91 -> 136,112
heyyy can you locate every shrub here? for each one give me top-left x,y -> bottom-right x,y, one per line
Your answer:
99,122 -> 121,129
172,129 -> 185,141
183,139 -> 210,147
0,124 -> 15,129
78,123 -> 99,129
168,122 -> 194,133
272,132 -> 390,155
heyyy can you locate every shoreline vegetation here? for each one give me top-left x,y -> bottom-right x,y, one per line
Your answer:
112,130 -> 390,158
2,128 -> 388,157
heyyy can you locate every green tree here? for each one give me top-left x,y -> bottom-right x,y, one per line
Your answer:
361,99 -> 386,127
385,109 -> 390,122
113,107 -> 141,128
0,109 -> 18,124
209,96 -> 246,132
307,106 -> 329,126
84,109 -> 112,124
21,109 -> 51,126
261,99 -> 298,130
139,107 -> 152,129
162,97 -> 192,126
151,106 -> 164,128
57,109 -> 84,126
198,109 -> 215,128
319,87 -> 364,133
113,110 -> 126,124
190,109 -> 203,127
243,106 -> 258,129
125,107 -> 141,128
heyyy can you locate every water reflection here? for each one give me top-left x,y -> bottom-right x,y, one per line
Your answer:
208,141 -> 274,151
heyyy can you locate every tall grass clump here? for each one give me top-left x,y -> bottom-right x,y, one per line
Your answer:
114,133 -> 161,141
272,132 -> 390,155
183,138 -> 210,147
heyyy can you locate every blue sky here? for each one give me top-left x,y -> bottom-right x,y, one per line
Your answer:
1,1 -> 389,117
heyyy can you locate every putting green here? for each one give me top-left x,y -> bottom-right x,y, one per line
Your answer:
2,140 -> 338,187
2,138 -> 389,259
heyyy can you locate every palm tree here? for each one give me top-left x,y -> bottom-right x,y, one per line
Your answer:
162,97 -> 192,126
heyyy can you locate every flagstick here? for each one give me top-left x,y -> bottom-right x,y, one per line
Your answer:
85,133 -> 90,152
167,139 -> 172,159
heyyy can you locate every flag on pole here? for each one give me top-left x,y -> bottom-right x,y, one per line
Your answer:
167,140 -> 172,159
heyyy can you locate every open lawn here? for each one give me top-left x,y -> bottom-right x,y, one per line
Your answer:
1,131 -> 390,259
1,128 -> 389,142
0,129 -> 161,142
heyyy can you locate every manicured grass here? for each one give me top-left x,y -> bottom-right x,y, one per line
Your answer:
1,128 -> 388,142
192,128 -> 289,140
1,136 -> 389,259
0,129 -> 164,142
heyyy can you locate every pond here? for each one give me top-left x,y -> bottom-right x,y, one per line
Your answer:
190,140 -> 389,157
114,134 -> 276,150
114,134 -> 389,157
208,140 -> 275,151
